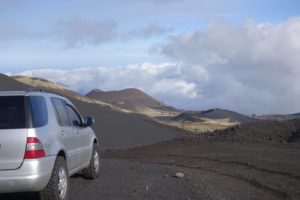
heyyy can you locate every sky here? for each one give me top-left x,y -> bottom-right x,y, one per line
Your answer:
1,0 -> 300,114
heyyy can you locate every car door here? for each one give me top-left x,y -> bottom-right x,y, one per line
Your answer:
51,97 -> 81,171
65,104 -> 91,165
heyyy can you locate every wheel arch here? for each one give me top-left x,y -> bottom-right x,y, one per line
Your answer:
93,138 -> 98,144
57,150 -> 66,159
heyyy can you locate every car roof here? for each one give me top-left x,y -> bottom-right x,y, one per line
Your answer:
0,91 -> 27,96
0,90 -> 64,99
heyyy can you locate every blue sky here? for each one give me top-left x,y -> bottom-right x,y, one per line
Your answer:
1,0 -> 299,70
1,0 -> 300,114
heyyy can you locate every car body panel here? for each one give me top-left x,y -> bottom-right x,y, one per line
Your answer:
0,156 -> 56,193
0,129 -> 28,170
0,90 -> 98,194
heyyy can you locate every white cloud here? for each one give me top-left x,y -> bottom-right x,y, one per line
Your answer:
0,16 -> 171,48
152,78 -> 198,98
12,17 -> 300,115
159,17 -> 300,114
53,17 -> 119,48
125,24 -> 172,39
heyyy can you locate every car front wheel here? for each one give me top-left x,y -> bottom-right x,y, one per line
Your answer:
82,144 -> 100,179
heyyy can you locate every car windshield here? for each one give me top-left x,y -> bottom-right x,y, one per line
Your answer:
0,96 -> 26,129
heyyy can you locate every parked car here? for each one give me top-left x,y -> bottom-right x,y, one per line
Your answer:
0,90 -> 99,200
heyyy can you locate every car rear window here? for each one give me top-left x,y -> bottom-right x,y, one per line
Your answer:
29,96 -> 48,128
0,96 -> 26,129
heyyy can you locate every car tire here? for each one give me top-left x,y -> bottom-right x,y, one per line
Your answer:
39,156 -> 69,200
82,144 -> 100,179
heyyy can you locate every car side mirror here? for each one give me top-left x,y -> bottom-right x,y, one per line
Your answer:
84,117 -> 94,127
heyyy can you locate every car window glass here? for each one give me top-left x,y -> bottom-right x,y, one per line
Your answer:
30,96 -> 48,127
51,98 -> 70,126
66,105 -> 82,127
0,96 -> 26,129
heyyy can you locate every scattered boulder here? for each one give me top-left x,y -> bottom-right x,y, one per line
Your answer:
175,172 -> 185,178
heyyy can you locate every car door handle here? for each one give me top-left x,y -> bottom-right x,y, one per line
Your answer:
71,127 -> 79,134
60,130 -> 65,136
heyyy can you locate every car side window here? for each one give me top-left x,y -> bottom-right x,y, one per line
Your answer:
51,98 -> 70,126
29,96 -> 48,128
66,104 -> 82,127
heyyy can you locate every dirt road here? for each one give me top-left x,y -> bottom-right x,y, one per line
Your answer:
104,141 -> 300,200
2,140 -> 300,200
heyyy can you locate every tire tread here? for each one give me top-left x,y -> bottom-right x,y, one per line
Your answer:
39,156 -> 69,200
82,144 -> 99,179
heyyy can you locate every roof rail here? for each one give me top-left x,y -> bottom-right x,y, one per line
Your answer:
26,87 -> 64,97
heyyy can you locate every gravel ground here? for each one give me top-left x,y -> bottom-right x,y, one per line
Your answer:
0,159 -> 196,200
104,141 -> 300,200
2,141 -> 300,200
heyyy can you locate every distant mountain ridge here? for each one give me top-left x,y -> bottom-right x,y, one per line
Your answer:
255,113 -> 300,121
86,88 -> 164,108
172,108 -> 257,123
9,73 -> 300,135
86,88 -> 179,116
12,75 -> 126,112
11,74 -> 300,133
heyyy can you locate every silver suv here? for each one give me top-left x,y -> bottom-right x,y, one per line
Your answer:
0,90 -> 100,200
